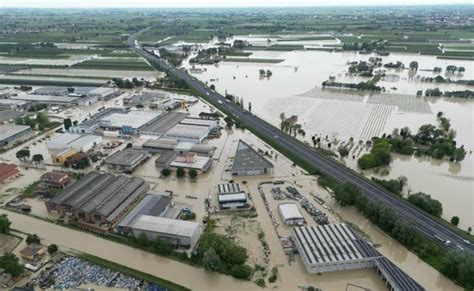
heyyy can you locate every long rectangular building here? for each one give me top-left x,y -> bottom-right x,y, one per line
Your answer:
45,172 -> 149,227
292,224 -> 425,291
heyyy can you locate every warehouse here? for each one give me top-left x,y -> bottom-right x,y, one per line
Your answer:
142,138 -> 214,156
45,172 -> 149,228
100,110 -> 161,134
77,95 -> 98,106
231,140 -> 274,176
165,124 -> 211,143
0,125 -> 32,148
46,133 -> 102,153
139,112 -> 188,136
217,183 -> 248,209
76,108 -> 126,133
0,99 -> 30,110
10,94 -> 79,104
292,223 -> 379,273
154,151 -> 177,169
278,203 -> 305,226
105,149 -> 150,173
33,86 -> 69,96
170,152 -> 212,172
116,193 -> 172,235
131,215 -> 202,249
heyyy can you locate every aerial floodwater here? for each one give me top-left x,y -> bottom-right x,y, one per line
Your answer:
1,4 -> 473,291
185,46 -> 474,229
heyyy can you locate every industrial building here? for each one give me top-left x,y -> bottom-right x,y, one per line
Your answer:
217,183 -> 248,209
131,215 -> 202,249
292,224 -> 424,291
0,111 -> 23,124
142,138 -> 214,156
10,94 -> 79,105
0,163 -> 19,184
0,99 -> 30,110
278,203 -> 305,226
231,140 -> 274,176
51,148 -> 77,164
169,152 -> 212,172
155,151 -> 177,169
45,172 -> 149,229
46,133 -> 102,153
77,95 -> 98,106
0,125 -> 32,148
116,194 -> 172,235
139,112 -> 188,137
33,86 -> 69,96
105,149 -> 150,173
76,108 -> 161,135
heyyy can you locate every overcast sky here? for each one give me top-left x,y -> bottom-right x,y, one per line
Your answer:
0,0 -> 470,8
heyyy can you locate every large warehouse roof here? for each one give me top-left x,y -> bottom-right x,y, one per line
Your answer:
217,183 -> 242,194
10,94 -> 78,104
231,140 -> 273,172
293,224 -> 369,264
0,125 -> 30,141
165,124 -> 209,139
139,112 -> 188,134
218,193 -> 247,203
101,110 -> 161,129
132,215 -> 200,238
117,194 -> 171,230
278,203 -> 304,221
105,149 -> 148,166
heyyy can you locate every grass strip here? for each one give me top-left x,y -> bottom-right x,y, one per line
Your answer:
223,58 -> 284,63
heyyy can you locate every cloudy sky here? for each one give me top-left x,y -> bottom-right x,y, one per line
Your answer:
0,0 -> 470,8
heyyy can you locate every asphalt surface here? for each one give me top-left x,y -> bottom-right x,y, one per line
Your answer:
127,31 -> 473,256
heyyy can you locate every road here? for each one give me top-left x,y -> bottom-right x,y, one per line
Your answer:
127,30 -> 474,255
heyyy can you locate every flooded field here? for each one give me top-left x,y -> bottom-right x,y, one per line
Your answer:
184,49 -> 474,231
0,54 -> 95,66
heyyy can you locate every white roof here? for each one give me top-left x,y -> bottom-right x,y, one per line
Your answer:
0,125 -> 30,140
101,111 -> 160,129
218,192 -> 247,203
278,203 -> 304,220
132,215 -> 200,238
47,133 -> 101,151
166,124 -> 209,139
10,94 -> 78,103
170,156 -> 211,171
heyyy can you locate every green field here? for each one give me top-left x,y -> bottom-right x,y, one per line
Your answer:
72,58 -> 154,70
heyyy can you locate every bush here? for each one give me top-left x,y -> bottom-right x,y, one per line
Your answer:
230,264 -> 253,280
188,169 -> 198,179
161,168 -> 171,177
255,278 -> 266,288
47,244 -> 58,254
176,167 -> 185,178
407,192 -> 443,217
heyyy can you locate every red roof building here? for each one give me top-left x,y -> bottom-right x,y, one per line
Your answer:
0,163 -> 19,184
40,172 -> 71,189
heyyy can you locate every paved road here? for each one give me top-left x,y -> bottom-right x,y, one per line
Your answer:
127,31 -> 473,256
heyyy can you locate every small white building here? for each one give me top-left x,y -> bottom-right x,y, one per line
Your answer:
278,203 -> 305,226
131,215 -> 202,249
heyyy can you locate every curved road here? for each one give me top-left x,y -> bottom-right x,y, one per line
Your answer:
127,30 -> 473,256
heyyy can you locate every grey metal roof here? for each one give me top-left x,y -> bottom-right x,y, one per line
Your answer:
79,175 -> 130,213
217,183 -> 241,194
105,149 -> 148,166
231,140 -> 273,172
79,107 -> 126,128
375,257 -> 425,291
0,111 -> 23,123
63,173 -> 115,208
49,172 -> 101,205
139,112 -> 188,134
155,151 -> 177,165
0,125 -> 31,141
293,224 -> 367,264
117,194 -> 172,229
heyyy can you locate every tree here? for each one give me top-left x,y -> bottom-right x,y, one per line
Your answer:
136,104 -> 144,109
407,192 -> 443,217
63,118 -> 72,130
25,234 -> 41,245
36,112 -> 49,127
457,66 -> 465,73
450,216 -> 460,226
161,168 -> 171,177
188,169 -> 198,179
47,244 -> 58,254
409,61 -> 418,70
32,154 -> 44,164
224,116 -> 234,128
152,238 -> 172,255
209,84 -> 216,91
248,102 -> 252,113
176,167 -> 185,178
15,149 -> 30,161
338,146 -> 349,157
202,247 -> 222,271
0,253 -> 24,277
126,143 -> 133,149
0,215 -> 11,234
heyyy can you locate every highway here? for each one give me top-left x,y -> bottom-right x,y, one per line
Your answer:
127,31 -> 473,256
